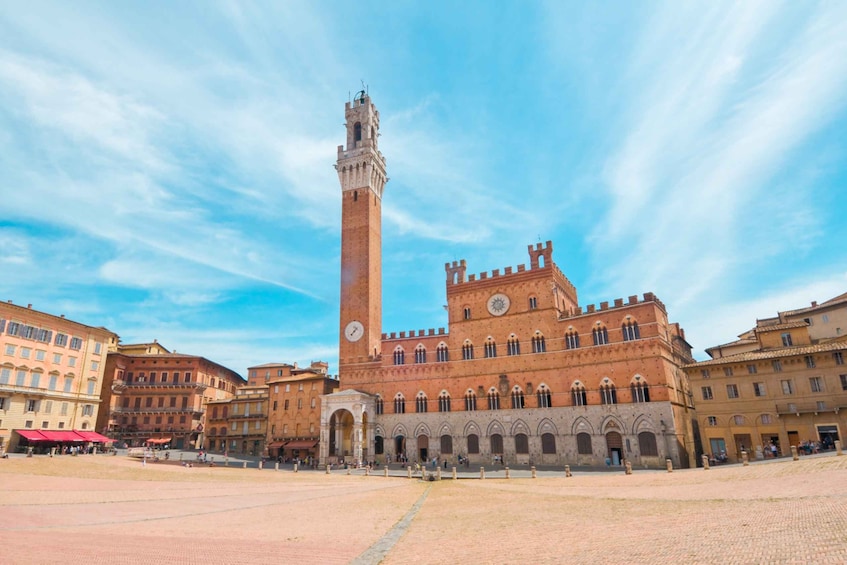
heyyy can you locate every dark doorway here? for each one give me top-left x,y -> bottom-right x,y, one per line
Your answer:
606,431 -> 623,465
418,435 -> 429,462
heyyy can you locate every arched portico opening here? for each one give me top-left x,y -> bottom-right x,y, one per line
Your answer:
606,431 -> 623,465
418,434 -> 429,462
329,409 -> 354,462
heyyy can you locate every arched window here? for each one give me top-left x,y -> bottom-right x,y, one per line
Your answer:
515,433 -> 529,454
490,434 -> 504,454
208,428 -> 217,437
393,347 -> 405,365
536,385 -> 552,408
353,122 -> 362,142
394,393 -> 406,414
592,325 -> 609,346
576,433 -> 592,455
565,329 -> 580,349
416,392 -> 428,413
414,345 -> 427,364
507,336 -> 520,356
571,382 -> 587,406
462,341 -> 474,360
600,381 -> 617,404
436,343 -> 449,362
467,434 -> 480,454
484,338 -> 497,358
487,388 -> 500,410
541,433 -> 556,454
463,307 -> 471,320
622,320 -> 640,341
375,395 -> 384,415
532,333 -> 546,353
464,390 -> 477,411
631,378 -> 650,403
441,435 -> 453,454
528,296 -> 538,310
220,426 -> 227,437
438,392 -> 451,412
511,387 -> 525,409
638,432 -> 658,456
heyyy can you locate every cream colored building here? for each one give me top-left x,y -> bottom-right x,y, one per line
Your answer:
685,292 -> 847,462
0,301 -> 118,453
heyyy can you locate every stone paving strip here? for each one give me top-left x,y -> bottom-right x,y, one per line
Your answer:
1,454 -> 845,564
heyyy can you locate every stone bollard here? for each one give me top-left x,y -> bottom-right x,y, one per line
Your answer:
666,458 -> 673,472
292,463 -> 297,473
480,466 -> 485,480
531,466 -> 537,479
836,440 -> 843,456
452,466 -> 457,480
243,462 -> 248,469
224,456 -> 229,467
259,460 -> 263,470
791,445 -> 799,461
407,466 -> 412,479
180,453 -> 184,461
625,461 -> 633,475
365,466 -> 370,476
702,454 -> 710,470
384,466 -> 389,477
741,451 -> 749,466
436,467 -> 441,480
326,464 -> 331,474
505,466 -> 510,479
347,467 -> 351,475
565,465 -> 572,478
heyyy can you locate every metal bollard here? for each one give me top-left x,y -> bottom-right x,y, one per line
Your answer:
666,458 -> 673,472
531,466 -> 537,479
836,440 -> 843,456
702,454 -> 710,470
741,451 -> 749,466
452,466 -> 457,480
565,464 -> 572,477
791,445 -> 799,461
480,466 -> 485,480
625,461 -> 633,475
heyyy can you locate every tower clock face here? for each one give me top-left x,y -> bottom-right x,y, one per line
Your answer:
344,320 -> 365,342
487,293 -> 511,316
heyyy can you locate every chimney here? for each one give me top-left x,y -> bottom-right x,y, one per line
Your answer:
811,301 -> 818,307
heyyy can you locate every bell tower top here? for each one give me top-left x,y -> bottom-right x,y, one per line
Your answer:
341,90 -> 380,153
336,91 -> 387,198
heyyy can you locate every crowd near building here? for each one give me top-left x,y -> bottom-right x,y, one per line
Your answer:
1,95 -> 844,467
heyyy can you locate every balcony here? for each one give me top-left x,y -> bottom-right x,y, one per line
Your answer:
229,413 -> 265,420
112,407 -> 203,416
775,402 -> 844,415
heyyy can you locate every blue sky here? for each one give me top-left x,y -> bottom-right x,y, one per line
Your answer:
2,2 -> 846,376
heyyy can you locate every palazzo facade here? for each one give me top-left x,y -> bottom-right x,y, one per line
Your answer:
321,94 -> 698,469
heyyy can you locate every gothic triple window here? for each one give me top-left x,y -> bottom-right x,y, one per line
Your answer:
484,338 -> 497,358
414,345 -> 427,364
394,394 -> 406,414
536,385 -> 552,408
631,379 -> 650,403
464,390 -> 477,411
592,326 -> 609,346
462,341 -> 474,360
507,336 -> 520,356
572,382 -> 587,406
438,392 -> 451,412
566,330 -> 580,349
600,381 -> 617,404
532,333 -> 546,353
436,343 -> 449,362
416,392 -> 428,413
511,387 -> 525,409
622,321 -> 640,341
393,347 -> 405,365
487,389 -> 500,410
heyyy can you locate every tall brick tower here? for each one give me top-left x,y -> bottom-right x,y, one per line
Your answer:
337,92 -> 387,365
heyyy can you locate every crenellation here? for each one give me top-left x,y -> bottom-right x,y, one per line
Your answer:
600,301 -> 609,311
492,269 -> 500,277
587,304 -> 596,313
628,295 -> 638,305
480,272 -> 488,280
504,266 -> 513,275
614,298 -> 624,307
517,264 -> 526,272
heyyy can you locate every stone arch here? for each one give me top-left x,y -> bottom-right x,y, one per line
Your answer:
437,422 -> 453,437
510,419 -> 531,436
374,424 -> 386,438
536,418 -> 558,436
414,423 -> 432,438
631,414 -> 657,435
571,416 -> 595,435
463,421 -> 481,437
391,423 -> 409,438
486,420 -> 505,437
600,415 -> 625,435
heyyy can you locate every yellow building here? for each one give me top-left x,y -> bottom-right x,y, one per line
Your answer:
685,293 -> 847,462
1,301 -> 118,453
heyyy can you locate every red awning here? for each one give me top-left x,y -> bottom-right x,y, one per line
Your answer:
74,431 -> 112,443
44,431 -> 86,442
16,430 -> 50,442
146,437 -> 172,445
267,441 -> 286,448
284,440 -> 318,450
